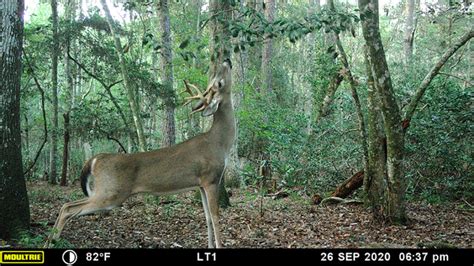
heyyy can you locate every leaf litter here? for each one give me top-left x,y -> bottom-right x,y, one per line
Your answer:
26,181 -> 473,248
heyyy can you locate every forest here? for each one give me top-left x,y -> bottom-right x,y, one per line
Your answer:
0,0 -> 472,249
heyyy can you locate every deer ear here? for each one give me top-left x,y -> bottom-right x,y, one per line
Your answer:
202,94 -> 221,117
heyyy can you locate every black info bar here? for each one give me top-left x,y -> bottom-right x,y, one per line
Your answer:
0,249 -> 471,266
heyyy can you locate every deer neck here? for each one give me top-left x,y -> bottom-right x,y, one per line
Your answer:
208,95 -> 235,154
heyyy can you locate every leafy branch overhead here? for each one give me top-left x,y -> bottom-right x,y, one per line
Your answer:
226,7 -> 359,51
174,6 -> 359,61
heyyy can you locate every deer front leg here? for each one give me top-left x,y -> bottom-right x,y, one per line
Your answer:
200,187 -> 215,248
203,184 -> 222,248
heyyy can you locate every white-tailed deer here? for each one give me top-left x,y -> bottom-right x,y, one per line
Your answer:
45,60 -> 235,248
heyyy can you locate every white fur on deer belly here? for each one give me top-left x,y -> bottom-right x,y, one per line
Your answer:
150,187 -> 199,196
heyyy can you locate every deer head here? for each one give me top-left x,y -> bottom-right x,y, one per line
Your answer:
184,59 -> 232,117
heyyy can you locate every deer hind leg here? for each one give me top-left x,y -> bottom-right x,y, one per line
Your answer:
203,184 -> 222,248
45,195 -> 126,248
200,187 -> 215,248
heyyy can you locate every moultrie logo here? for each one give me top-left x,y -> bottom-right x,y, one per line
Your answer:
0,250 -> 44,264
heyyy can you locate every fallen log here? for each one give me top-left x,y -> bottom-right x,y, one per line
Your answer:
331,170 -> 364,198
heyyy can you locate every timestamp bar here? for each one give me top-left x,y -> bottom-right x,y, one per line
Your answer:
6,248 -> 472,265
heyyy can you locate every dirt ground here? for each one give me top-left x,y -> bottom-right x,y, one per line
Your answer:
23,181 -> 473,248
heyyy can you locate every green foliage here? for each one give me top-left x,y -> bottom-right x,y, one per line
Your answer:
405,80 -> 473,202
17,230 -> 73,249
226,4 -> 359,51
17,232 -> 47,248
237,86 -> 309,188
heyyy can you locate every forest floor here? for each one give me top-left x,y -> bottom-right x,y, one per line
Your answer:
17,181 -> 474,248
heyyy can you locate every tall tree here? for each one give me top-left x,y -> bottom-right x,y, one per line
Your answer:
364,47 -> 387,216
261,0 -> 275,93
157,0 -> 176,147
404,0 -> 415,64
0,0 -> 31,239
101,0 -> 147,151
60,0 -> 76,186
359,0 -> 407,224
209,0 -> 232,208
50,0 -> 59,184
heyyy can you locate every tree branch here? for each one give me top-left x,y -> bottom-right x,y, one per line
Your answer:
438,72 -> 474,86
403,29 -> 474,127
23,52 -> 48,175
67,52 -> 130,130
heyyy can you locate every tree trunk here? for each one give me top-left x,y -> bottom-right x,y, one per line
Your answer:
209,0 -> 232,209
158,0 -> 176,147
49,0 -> 59,184
359,0 -> 407,224
101,0 -> 147,152
261,0 -> 275,94
315,72 -> 343,122
328,0 -> 369,179
189,0 -> 202,137
0,0 -> 31,239
364,49 -> 388,219
60,112 -> 70,186
60,0 -> 75,186
404,0 -> 415,64
258,0 -> 276,183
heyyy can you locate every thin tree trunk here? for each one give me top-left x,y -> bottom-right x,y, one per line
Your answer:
23,53 -> 49,176
247,0 -> 263,91
0,0 -> 31,239
158,0 -> 176,147
404,0 -> 415,64
60,112 -> 70,186
189,0 -> 202,137
315,73 -> 343,122
258,0 -> 276,181
60,0 -> 75,186
209,0 -> 232,209
101,0 -> 147,152
261,0 -> 275,94
359,0 -> 407,224
328,0 -> 369,183
49,0 -> 59,184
